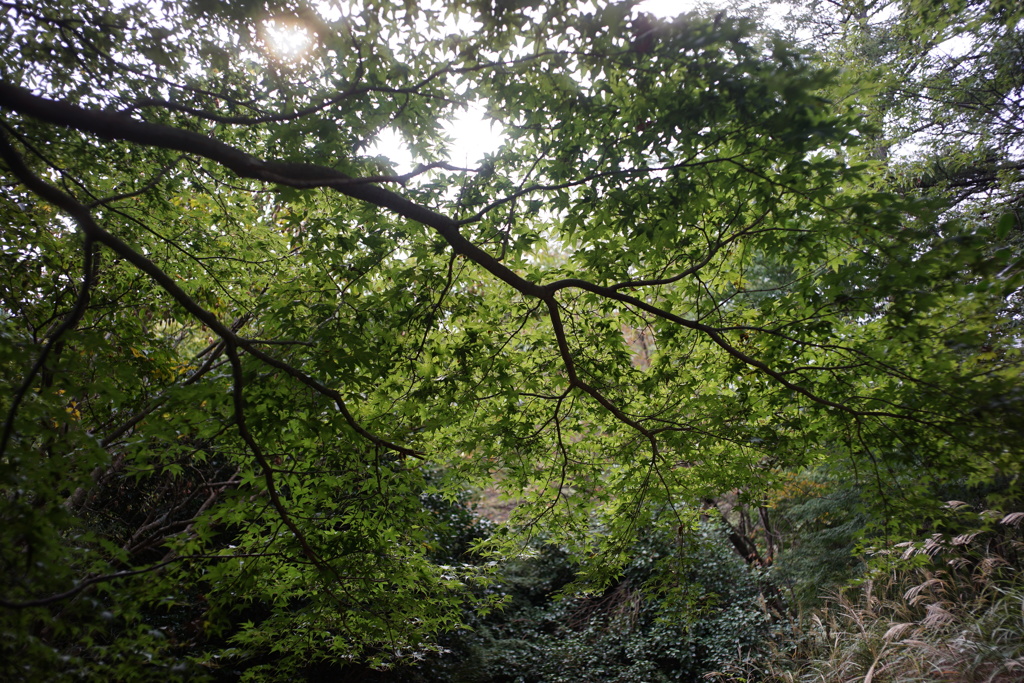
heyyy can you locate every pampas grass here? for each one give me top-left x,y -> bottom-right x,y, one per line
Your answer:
706,508 -> 1024,682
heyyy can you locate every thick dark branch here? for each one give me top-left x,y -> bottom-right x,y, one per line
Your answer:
0,129 -> 419,457
0,81 -> 546,300
0,81 -> 936,429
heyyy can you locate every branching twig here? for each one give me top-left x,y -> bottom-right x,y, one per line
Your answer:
0,127 -> 420,459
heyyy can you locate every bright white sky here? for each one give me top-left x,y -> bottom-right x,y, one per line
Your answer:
637,0 -> 690,17
261,0 -> 980,174
365,0 -> 692,173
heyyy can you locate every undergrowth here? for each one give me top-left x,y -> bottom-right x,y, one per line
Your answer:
708,507 -> 1024,682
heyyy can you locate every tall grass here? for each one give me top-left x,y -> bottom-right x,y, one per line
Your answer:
707,509 -> 1024,682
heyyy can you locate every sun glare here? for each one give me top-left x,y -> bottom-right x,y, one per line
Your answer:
261,18 -> 314,62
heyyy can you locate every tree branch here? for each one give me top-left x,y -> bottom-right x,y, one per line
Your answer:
0,128 -> 420,458
0,80 -> 944,434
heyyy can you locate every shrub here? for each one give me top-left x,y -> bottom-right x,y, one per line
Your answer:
405,521 -> 779,682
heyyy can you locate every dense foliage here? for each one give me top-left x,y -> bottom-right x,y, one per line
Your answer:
415,523 -> 774,683
1,0 -> 1021,678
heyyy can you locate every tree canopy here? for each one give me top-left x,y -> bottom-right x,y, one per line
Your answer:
1,0 -> 1021,678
